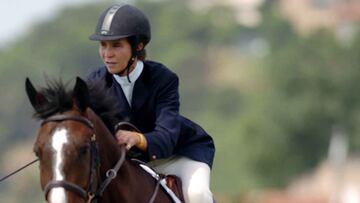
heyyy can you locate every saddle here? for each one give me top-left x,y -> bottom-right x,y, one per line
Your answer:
115,122 -> 185,203
164,175 -> 184,202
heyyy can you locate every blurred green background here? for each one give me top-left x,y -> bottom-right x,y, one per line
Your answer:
1,0 -> 360,202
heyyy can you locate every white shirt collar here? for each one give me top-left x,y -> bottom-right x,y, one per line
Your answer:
113,60 -> 144,85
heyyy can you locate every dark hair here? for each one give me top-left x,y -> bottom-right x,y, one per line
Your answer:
127,36 -> 147,61
137,48 -> 147,61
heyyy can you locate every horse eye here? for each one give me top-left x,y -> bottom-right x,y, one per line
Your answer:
79,145 -> 89,156
33,145 -> 41,158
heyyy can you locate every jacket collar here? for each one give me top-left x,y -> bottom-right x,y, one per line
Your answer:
131,64 -> 151,112
107,63 -> 151,115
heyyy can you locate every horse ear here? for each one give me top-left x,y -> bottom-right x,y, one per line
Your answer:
73,77 -> 89,112
25,78 -> 48,109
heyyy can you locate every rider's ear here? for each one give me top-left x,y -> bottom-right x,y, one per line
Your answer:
25,78 -> 48,110
73,77 -> 89,112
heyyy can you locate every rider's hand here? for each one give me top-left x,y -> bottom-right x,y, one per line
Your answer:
115,130 -> 147,151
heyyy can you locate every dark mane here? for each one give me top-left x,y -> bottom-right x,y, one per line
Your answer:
33,77 -> 119,131
87,79 -> 120,131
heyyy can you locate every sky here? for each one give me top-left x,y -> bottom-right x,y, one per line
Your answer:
0,0 -> 262,48
0,0 -> 100,47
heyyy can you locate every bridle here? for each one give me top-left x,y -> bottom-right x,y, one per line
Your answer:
41,114 -> 126,203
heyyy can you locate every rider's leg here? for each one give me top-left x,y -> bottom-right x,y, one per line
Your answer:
149,156 -> 213,203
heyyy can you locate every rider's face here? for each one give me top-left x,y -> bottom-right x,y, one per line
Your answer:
99,39 -> 134,75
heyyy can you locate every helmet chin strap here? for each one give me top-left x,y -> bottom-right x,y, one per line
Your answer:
116,36 -> 139,83
123,57 -> 135,83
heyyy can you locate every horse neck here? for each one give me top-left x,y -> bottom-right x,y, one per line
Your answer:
86,109 -> 144,178
86,109 -> 157,201
86,108 -> 122,168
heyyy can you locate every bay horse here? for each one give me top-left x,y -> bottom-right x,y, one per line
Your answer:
25,77 -> 181,203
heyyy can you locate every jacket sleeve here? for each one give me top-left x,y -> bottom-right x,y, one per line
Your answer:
143,74 -> 181,161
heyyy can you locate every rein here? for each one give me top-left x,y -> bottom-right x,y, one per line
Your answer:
0,158 -> 39,183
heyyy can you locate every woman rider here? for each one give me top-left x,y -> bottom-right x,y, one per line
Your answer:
86,4 -> 215,203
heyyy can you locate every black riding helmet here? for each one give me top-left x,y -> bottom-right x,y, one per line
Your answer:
90,4 -> 151,82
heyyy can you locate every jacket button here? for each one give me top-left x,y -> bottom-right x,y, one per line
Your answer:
152,155 -> 157,160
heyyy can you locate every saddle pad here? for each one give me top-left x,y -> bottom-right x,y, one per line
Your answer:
139,164 -> 182,203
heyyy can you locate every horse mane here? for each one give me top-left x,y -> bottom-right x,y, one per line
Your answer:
33,77 -> 119,131
87,79 -> 120,131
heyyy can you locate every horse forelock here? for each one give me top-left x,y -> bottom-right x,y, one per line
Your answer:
33,79 -> 73,119
32,78 -> 119,127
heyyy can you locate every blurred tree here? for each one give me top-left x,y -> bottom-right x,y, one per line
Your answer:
236,2 -> 360,188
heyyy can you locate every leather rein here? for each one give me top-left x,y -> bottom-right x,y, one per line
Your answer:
41,114 -> 126,203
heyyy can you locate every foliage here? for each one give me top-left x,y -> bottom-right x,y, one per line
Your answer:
235,3 -> 360,188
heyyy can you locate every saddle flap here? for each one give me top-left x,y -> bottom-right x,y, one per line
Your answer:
138,163 -> 185,203
164,175 -> 186,203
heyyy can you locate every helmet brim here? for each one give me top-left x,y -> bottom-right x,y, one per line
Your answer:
89,34 -> 132,41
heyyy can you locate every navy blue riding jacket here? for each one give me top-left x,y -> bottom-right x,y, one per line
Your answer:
87,61 -> 215,168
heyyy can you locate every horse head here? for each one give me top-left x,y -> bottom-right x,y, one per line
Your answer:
26,77 -> 100,203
